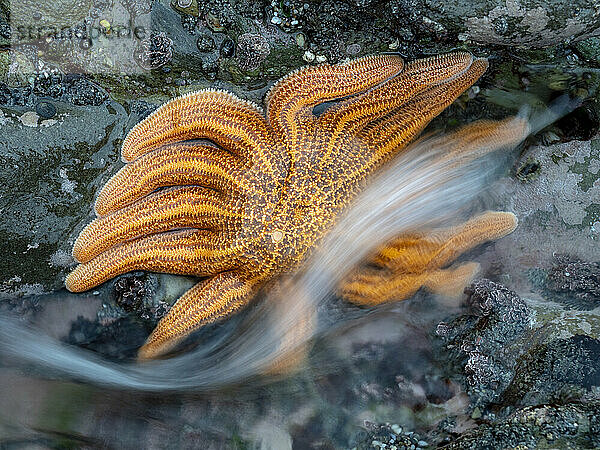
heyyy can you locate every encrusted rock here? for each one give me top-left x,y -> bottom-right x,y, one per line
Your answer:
236,33 -> 270,71
546,254 -> 600,309
134,32 -> 174,70
443,402 -> 600,449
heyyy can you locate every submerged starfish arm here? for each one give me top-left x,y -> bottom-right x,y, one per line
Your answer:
340,262 -> 481,306
374,211 -> 518,271
339,211 -> 517,305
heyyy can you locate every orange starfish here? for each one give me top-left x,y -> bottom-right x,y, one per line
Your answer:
66,52 -> 520,359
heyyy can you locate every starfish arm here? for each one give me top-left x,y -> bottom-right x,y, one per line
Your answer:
73,186 -> 243,263
339,262 -> 480,306
138,271 -> 261,359
317,52 -> 479,165
266,54 -> 404,152
372,211 -> 518,272
95,143 -> 248,216
339,212 -> 516,305
121,90 -> 283,177
66,230 -> 240,292
357,58 -> 490,168
422,262 -> 481,299
433,117 -> 530,166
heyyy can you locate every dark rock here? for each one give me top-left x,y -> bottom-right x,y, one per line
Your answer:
436,280 -> 532,408
35,99 -> 57,119
65,315 -> 150,361
546,255 -> 600,309
554,103 -> 600,142
352,422 -> 427,450
114,273 -> 148,312
503,335 -> 600,406
443,402 -> 600,449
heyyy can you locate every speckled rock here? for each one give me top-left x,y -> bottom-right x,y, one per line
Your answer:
436,280 -> 533,409
545,254 -> 600,310
0,95 -> 128,296
442,402 -> 600,449
486,133 -> 600,296
422,0 -> 600,47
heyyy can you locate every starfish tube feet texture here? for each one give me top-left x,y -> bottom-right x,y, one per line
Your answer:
66,52 -> 518,359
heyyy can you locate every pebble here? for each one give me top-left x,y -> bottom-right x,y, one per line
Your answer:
302,50 -> 315,62
315,54 -> 327,63
41,119 -> 58,127
271,16 -> 282,25
295,32 -> 306,48
19,111 -> 39,127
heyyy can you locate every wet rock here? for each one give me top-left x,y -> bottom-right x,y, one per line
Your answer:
545,255 -> 600,310
443,402 -> 600,449
503,335 -> 600,406
437,280 -> 532,408
0,98 -> 128,295
65,315 -> 150,361
236,33 -> 270,71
